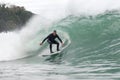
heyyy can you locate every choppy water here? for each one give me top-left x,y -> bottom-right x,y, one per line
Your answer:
0,57 -> 120,80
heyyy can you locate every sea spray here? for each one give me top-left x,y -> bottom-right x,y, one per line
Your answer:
0,16 -> 53,61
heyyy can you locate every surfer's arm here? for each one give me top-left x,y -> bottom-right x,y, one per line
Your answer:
57,35 -> 64,46
41,36 -> 49,44
57,35 -> 63,43
40,34 -> 52,45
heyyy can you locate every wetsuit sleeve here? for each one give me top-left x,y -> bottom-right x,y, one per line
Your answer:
41,35 -> 49,43
57,35 -> 63,43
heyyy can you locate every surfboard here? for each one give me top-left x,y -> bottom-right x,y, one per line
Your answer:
42,50 -> 62,57
41,38 -> 71,57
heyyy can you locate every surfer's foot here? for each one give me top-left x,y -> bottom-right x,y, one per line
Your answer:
51,51 -> 54,53
57,49 -> 60,51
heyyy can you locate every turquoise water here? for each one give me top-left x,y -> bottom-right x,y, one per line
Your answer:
1,11 -> 120,80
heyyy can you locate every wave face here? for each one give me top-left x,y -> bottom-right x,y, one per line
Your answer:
52,11 -> 120,65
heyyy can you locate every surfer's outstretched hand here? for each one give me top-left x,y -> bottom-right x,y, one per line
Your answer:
40,42 -> 43,45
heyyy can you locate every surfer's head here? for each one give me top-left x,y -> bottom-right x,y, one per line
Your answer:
53,30 -> 57,36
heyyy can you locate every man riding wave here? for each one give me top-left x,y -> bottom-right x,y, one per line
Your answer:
40,30 -> 64,53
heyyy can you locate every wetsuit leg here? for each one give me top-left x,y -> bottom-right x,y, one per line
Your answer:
53,41 -> 60,51
47,40 -> 53,53
50,43 -> 53,53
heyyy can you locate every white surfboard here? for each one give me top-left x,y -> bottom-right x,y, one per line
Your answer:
41,36 -> 71,57
42,48 -> 64,56
42,41 -> 70,56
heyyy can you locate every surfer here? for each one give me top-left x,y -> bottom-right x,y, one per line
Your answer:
40,30 -> 64,53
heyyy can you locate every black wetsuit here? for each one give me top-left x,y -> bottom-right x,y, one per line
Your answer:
42,33 -> 62,53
